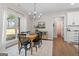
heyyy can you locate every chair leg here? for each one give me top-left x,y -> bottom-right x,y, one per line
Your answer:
19,49 -> 20,54
30,43 -> 31,49
25,47 -> 27,56
19,47 -> 21,54
41,40 -> 42,45
19,44 -> 23,54
38,41 -> 41,48
36,46 -> 37,52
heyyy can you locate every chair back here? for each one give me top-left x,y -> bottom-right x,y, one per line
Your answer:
21,31 -> 30,34
39,32 -> 42,39
18,34 -> 27,44
36,31 -> 42,40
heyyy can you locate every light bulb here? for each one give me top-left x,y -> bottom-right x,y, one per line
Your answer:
34,11 -> 37,14
28,12 -> 31,15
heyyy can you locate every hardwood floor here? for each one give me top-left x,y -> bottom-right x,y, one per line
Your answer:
53,36 -> 78,56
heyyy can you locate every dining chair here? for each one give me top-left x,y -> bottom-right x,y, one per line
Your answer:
33,31 -> 42,52
21,31 -> 31,34
18,34 -> 31,56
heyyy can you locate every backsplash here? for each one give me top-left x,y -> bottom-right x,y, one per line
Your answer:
67,26 -> 79,32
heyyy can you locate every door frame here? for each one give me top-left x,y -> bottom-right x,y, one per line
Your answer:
53,16 -> 65,39
5,8 -> 22,48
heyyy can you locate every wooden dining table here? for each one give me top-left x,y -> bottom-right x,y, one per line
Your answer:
26,34 -> 36,55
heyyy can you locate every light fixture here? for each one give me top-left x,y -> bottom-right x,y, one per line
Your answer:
28,3 -> 42,20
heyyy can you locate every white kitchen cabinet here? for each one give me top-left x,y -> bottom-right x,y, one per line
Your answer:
67,12 -> 74,25
66,26 -> 79,43
73,32 -> 79,42
74,12 -> 79,25
67,31 -> 74,42
67,11 -> 79,26
67,31 -> 79,43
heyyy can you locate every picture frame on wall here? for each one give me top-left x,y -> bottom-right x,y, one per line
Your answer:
35,21 -> 46,29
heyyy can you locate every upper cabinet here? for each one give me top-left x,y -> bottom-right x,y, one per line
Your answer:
67,11 -> 79,26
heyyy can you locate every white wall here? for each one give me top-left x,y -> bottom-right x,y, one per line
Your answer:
26,16 -> 33,32
0,6 -> 3,49
0,4 -> 7,50
19,14 -> 28,32
33,14 -> 54,39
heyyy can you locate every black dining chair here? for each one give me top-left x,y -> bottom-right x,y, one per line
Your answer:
21,31 -> 31,34
18,34 -> 31,56
33,31 -> 42,52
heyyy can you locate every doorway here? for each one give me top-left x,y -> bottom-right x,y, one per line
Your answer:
53,17 -> 64,38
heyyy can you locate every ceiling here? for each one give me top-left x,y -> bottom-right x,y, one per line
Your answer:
19,3 -> 79,14
5,3 -> 79,15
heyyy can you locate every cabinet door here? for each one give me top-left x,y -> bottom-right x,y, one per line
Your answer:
67,12 -> 79,26
73,32 -> 79,42
74,12 -> 79,25
67,32 -> 74,42
67,32 -> 79,42
67,13 -> 74,25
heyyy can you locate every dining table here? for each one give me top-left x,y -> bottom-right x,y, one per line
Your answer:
26,34 -> 36,55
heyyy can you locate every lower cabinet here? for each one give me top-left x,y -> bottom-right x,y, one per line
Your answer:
67,31 -> 79,43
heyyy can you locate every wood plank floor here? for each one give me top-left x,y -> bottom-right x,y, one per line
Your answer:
53,36 -> 78,56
